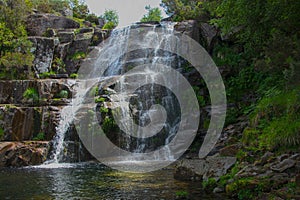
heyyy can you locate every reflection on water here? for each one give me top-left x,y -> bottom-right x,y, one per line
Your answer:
0,162 -> 228,199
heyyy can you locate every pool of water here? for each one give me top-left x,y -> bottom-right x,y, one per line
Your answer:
0,162 -> 228,199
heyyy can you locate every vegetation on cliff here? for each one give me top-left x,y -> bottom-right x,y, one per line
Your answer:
160,0 -> 300,199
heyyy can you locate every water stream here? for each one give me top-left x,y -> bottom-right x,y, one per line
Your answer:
46,22 -> 184,165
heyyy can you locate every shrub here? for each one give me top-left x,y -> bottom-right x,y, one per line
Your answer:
70,51 -> 86,60
175,190 -> 188,198
58,90 -> 69,99
23,88 -> 39,103
70,73 -> 78,79
102,21 -> 116,30
33,132 -> 45,141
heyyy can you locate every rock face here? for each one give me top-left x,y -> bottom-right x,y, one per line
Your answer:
26,16 -> 111,76
29,37 -> 58,74
0,79 -> 76,142
174,156 -> 237,181
0,142 -> 49,167
175,20 -> 200,41
26,14 -> 80,36
0,79 -> 75,105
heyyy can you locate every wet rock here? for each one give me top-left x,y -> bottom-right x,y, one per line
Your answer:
26,14 -> 80,36
271,158 -> 296,172
0,142 -> 49,167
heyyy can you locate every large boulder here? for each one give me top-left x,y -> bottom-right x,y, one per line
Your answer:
174,156 -> 237,181
0,142 -> 49,167
199,23 -> 219,52
29,36 -> 59,74
26,14 -> 80,36
174,20 -> 200,42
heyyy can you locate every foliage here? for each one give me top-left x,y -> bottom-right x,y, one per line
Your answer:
100,10 -> 119,29
23,88 -> 39,103
39,71 -> 56,79
29,0 -> 71,15
70,73 -> 78,79
202,178 -> 217,191
70,51 -> 86,60
33,132 -> 45,141
85,13 -> 99,25
160,0 -> 209,22
175,190 -> 188,198
71,0 -> 89,19
254,88 -> 300,149
102,116 -> 118,134
0,0 -> 34,79
58,90 -> 69,98
226,177 -> 269,200
102,21 -> 116,30
140,5 -> 163,22
51,58 -> 66,72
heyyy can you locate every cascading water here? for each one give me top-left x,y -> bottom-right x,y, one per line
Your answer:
45,21 -> 184,165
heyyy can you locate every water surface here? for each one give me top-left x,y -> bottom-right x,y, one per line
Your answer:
0,162 -> 227,199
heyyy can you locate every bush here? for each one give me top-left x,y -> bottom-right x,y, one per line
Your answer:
23,88 -> 39,103
70,73 -> 78,79
58,90 -> 69,98
102,21 -> 116,30
33,132 -> 45,141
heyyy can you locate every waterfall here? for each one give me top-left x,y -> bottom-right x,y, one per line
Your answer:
45,21 -> 185,164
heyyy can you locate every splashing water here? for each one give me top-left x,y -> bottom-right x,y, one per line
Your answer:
45,22 -> 183,165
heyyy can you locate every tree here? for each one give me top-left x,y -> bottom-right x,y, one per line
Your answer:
0,0 -> 34,79
140,5 -> 163,22
160,0 -> 209,22
101,9 -> 119,29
